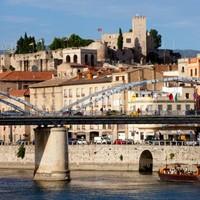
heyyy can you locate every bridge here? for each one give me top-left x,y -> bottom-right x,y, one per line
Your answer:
0,115 -> 200,125
0,76 -> 200,181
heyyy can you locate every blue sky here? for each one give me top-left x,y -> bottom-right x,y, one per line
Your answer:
0,0 -> 200,50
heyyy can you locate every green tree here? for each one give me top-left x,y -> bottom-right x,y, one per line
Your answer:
67,34 -> 82,47
15,33 -> 36,54
49,37 -> 64,50
149,29 -> 162,49
49,34 -> 94,50
117,28 -> 123,50
17,144 -> 26,159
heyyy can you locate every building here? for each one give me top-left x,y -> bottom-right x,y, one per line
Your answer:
102,16 -> 147,56
127,86 -> 195,143
0,47 -> 98,73
30,64 -> 191,143
0,71 -> 54,92
63,48 -> 97,66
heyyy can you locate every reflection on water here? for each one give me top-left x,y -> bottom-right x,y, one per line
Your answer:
0,169 -> 199,200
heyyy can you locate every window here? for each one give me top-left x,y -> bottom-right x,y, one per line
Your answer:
69,89 -> 72,97
167,104 -> 172,111
89,87 -> 93,94
186,104 -> 190,111
103,124 -> 106,129
185,93 -> 189,99
177,104 -> 181,111
158,104 -> 163,111
195,68 -> 197,76
190,69 -> 193,76
126,38 -> 131,43
81,88 -> 85,97
64,89 -> 67,97
181,66 -> 184,73
108,124 -> 112,129
116,76 -> 119,81
76,88 -> 80,97
42,88 -> 45,98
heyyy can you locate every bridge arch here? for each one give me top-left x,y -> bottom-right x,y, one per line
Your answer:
59,76 -> 200,114
0,91 -> 44,114
0,99 -> 29,114
139,150 -> 153,173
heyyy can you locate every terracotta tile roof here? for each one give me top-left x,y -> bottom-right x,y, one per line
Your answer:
61,76 -> 112,86
29,78 -> 67,88
9,89 -> 30,97
0,71 -> 54,81
30,76 -> 112,88
0,72 -> 10,79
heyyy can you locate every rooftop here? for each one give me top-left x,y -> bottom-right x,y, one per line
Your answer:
0,71 -> 54,81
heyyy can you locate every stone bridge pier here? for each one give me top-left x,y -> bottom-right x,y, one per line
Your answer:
33,126 -> 70,181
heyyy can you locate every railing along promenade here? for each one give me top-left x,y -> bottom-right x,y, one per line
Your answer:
0,140 -> 199,146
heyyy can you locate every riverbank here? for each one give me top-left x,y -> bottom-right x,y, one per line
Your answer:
0,145 -> 199,171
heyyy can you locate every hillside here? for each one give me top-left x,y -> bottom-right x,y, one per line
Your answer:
174,49 -> 200,58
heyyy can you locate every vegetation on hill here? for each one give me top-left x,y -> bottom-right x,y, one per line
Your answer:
117,28 -> 123,50
15,33 -> 94,53
49,34 -> 94,50
15,33 -> 37,54
149,29 -> 162,49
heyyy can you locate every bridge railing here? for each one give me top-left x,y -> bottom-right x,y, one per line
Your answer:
145,140 -> 200,146
0,141 -> 35,146
54,109 -> 198,117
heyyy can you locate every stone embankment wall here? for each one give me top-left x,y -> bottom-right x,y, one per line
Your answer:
0,145 -> 199,171
0,145 -> 34,169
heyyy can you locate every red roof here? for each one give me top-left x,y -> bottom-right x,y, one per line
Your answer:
0,71 -> 54,81
9,89 -> 30,97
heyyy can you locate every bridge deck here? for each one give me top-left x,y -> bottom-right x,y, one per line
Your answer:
0,115 -> 199,126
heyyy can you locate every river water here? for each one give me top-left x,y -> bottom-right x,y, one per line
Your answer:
0,170 -> 199,200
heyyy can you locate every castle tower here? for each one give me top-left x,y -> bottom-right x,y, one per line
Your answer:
132,16 -> 147,57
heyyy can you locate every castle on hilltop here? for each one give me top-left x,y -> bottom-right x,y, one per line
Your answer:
101,16 -> 147,57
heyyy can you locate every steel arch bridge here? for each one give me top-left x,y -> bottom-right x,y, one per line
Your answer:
0,77 -> 200,116
58,76 -> 200,114
0,91 -> 44,115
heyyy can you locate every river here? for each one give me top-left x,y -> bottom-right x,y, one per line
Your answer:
0,169 -> 199,200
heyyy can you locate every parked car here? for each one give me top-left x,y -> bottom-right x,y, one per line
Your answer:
106,110 -> 120,116
62,110 -> 83,116
94,136 -> 112,144
101,136 -> 112,144
125,139 -> 134,144
77,139 -> 87,145
16,139 -> 29,145
184,140 -> 198,146
113,139 -> 126,145
94,136 -> 103,144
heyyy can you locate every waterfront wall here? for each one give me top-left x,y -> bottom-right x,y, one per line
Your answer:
0,145 -> 199,171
